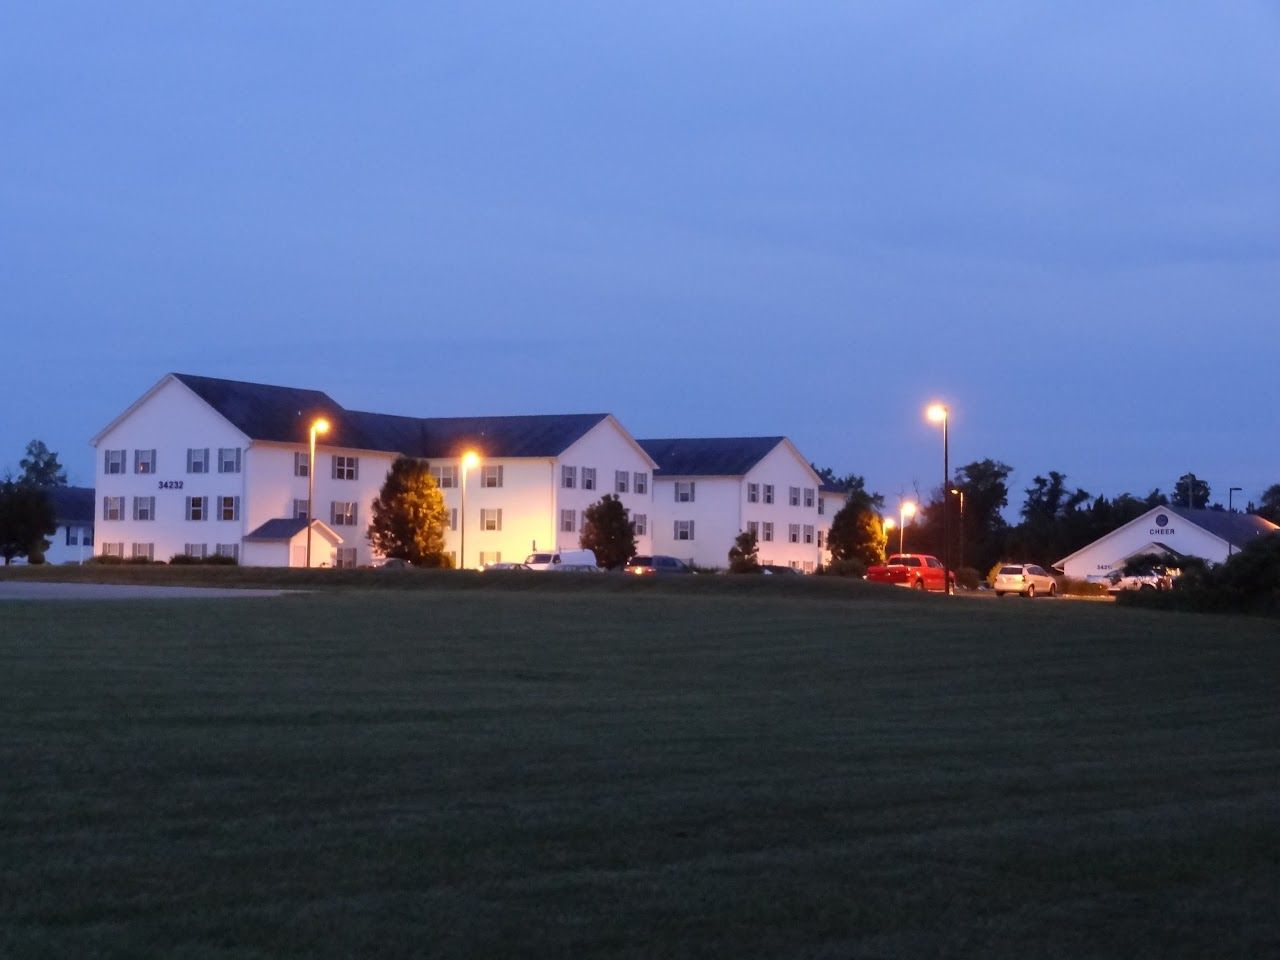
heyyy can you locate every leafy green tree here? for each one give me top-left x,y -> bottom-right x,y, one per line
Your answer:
728,530 -> 760,573
580,494 -> 636,569
810,465 -> 884,511
0,478 -> 56,565
1171,472 -> 1210,509
1255,484 -> 1280,524
827,502 -> 887,566
917,459 -> 1012,572
19,440 -> 67,487
367,456 -> 450,566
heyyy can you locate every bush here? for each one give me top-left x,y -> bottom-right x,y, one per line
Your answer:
822,557 -> 866,578
1059,577 -> 1108,597
955,567 -> 981,591
88,554 -> 124,565
1119,534 -> 1280,616
168,554 -> 198,565
205,554 -> 239,566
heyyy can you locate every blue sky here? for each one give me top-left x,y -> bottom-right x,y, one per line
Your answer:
4,2 -> 1278,511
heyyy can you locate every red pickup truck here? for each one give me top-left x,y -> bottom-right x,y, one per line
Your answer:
865,554 -> 955,593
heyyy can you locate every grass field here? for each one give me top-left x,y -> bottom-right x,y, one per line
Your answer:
1,583 -> 1277,958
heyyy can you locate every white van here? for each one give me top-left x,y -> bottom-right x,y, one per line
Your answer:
524,548 -> 598,571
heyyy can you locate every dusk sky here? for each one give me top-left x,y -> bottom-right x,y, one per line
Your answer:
4,3 -> 1278,512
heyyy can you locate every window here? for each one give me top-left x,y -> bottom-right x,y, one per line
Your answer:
561,509 -> 576,532
674,519 -> 695,541
803,524 -> 814,544
803,561 -> 814,574
215,543 -> 239,561
331,455 -> 358,480
331,501 -> 358,526
762,522 -> 774,542
293,499 -> 309,519
480,508 -> 502,531
449,508 -> 458,531
804,488 -> 815,508
104,449 -> 125,474
102,542 -> 124,558
581,467 -> 596,491
294,452 -> 309,477
634,472 -> 648,494
134,449 -> 156,474
763,484 -> 774,504
634,513 -> 647,535
218,447 -> 241,473
747,483 -> 759,503
615,470 -> 629,494
131,542 -> 154,561
132,496 -> 155,521
82,526 -> 93,546
789,486 -> 801,507
561,465 -> 576,489
788,524 -> 800,543
430,465 -> 457,489
817,530 -> 825,548
335,547 -> 358,569
789,560 -> 800,570
926,557 -> 942,569
675,481 -> 695,503
186,496 -> 208,521
103,496 -> 124,521
818,497 -> 826,516
187,448 -> 209,474
747,521 -> 759,539
479,551 -> 502,567
481,465 -> 503,488
66,526 -> 79,546
217,496 -> 240,521
184,543 -> 208,559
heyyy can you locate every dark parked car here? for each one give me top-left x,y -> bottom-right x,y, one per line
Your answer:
624,555 -> 694,575
760,564 -> 802,576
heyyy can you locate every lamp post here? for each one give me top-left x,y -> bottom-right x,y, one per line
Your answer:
459,450 -> 480,570
1229,486 -> 1243,556
899,501 -> 916,554
306,418 -> 330,568
950,487 -> 965,572
927,403 -> 950,593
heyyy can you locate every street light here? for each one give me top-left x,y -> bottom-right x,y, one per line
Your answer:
926,403 -> 950,593
950,487 -> 965,571
306,418 -> 330,568
1229,486 -> 1243,556
459,450 -> 480,570
899,501 -> 916,554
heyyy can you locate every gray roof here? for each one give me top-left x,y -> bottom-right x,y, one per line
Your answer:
1165,505 -> 1279,547
48,486 -> 95,526
244,518 -> 311,541
819,482 -> 848,496
173,373 -> 609,458
637,437 -> 785,477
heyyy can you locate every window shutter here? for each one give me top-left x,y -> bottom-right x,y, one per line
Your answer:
690,481 -> 696,502
233,497 -> 240,520
352,458 -> 358,480
689,520 -> 695,539
496,509 -> 502,531
330,502 -> 337,524
674,520 -> 679,538
331,456 -> 337,480
352,503 -> 358,524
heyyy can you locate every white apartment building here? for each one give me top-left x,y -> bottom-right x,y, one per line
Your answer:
91,374 -> 657,568
9,486 -> 95,565
639,437 -> 827,572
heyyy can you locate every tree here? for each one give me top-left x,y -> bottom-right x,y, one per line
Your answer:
1171,472 -> 1210,509
728,530 -> 760,573
1255,484 -> 1280,524
810,465 -> 884,512
19,440 -> 67,487
916,459 -> 1012,573
367,456 -> 450,566
0,478 -> 56,565
580,494 -> 636,569
827,501 -> 887,566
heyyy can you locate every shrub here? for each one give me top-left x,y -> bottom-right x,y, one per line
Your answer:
88,554 -> 124,565
168,554 -> 198,565
1059,577 -> 1108,597
823,557 -> 866,578
955,567 -> 981,591
205,554 -> 238,566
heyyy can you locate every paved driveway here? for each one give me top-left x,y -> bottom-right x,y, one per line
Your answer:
0,582 -> 291,601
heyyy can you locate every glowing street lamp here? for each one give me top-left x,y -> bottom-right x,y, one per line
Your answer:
306,417 -> 330,568
926,403 -> 951,593
459,450 -> 480,570
898,501 -> 916,554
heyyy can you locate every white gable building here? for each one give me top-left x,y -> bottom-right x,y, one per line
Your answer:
639,436 -> 827,571
91,374 -> 657,568
1053,505 -> 1279,579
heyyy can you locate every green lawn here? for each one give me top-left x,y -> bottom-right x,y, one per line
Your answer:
1,587 -> 1276,958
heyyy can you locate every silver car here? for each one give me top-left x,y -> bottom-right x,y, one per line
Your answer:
994,563 -> 1058,598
